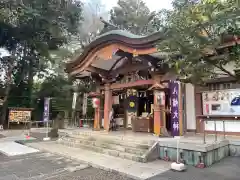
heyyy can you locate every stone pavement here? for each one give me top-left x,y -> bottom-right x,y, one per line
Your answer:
149,157 -> 240,180
0,141 -> 39,156
26,141 -> 171,180
0,152 -> 133,180
1,148 -> 240,180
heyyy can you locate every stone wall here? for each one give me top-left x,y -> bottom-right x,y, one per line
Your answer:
158,140 -> 230,167
229,141 -> 240,156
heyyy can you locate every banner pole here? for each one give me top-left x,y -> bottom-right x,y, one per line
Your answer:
43,97 -> 51,141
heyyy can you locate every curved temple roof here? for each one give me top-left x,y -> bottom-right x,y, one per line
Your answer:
65,29 -> 168,75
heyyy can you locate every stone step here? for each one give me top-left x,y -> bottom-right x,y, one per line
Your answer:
62,131 -> 154,145
60,136 -> 146,156
65,134 -> 151,150
58,138 -> 146,162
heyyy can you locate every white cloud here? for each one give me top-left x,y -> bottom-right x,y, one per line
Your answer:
103,0 -> 173,11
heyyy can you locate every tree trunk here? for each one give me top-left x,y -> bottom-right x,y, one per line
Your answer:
0,58 -> 14,127
28,58 -> 34,108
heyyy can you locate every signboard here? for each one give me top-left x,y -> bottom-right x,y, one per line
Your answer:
9,109 -> 31,122
113,96 -> 119,105
0,99 -> 3,106
126,96 -> 138,112
82,93 -> 87,115
202,89 -> 240,115
170,81 -> 180,136
43,98 -> 50,122
155,91 -> 165,105
72,92 -> 78,109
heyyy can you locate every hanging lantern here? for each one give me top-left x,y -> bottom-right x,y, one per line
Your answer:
92,98 -> 100,108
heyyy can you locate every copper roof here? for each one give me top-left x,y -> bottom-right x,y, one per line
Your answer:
65,29 -> 168,73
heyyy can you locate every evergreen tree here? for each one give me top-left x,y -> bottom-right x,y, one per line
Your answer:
157,0 -> 240,83
0,0 -> 83,125
110,0 -> 161,35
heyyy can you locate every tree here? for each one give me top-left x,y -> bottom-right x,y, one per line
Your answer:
0,0 -> 83,125
157,0 -> 240,83
71,0 -> 107,52
49,0 -> 107,77
109,0 -> 161,35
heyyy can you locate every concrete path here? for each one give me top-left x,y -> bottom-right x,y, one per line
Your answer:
0,130 -> 40,157
0,141 -> 39,156
27,141 -> 171,180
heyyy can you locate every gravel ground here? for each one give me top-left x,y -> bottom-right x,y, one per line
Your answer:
0,152 -> 134,180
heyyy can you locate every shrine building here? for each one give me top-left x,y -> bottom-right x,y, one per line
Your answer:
66,20 -> 240,136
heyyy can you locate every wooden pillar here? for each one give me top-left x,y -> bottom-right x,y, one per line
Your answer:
103,84 -> 112,131
93,108 -> 100,130
152,74 -> 165,136
154,90 -> 161,135
153,90 -> 165,135
195,86 -> 203,133
93,84 -> 101,130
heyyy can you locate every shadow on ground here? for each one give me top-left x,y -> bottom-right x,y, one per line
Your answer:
0,134 -> 5,139
0,152 -> 134,180
148,157 -> 240,180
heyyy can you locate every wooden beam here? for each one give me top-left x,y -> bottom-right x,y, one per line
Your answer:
137,55 -> 159,67
109,57 -> 126,72
117,52 -> 158,67
85,66 -> 109,77
73,44 -> 157,74
110,55 -> 133,73
110,79 -> 154,89
110,63 -> 151,77
148,83 -> 168,90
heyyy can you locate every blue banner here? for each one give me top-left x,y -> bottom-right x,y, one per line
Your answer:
170,81 -> 180,136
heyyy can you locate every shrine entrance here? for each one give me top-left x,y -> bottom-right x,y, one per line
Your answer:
65,21 -> 185,136
111,87 -> 155,133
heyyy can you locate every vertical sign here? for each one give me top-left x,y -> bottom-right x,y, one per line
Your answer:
82,93 -> 87,116
170,81 -> 180,136
72,92 -> 78,109
43,98 -> 50,122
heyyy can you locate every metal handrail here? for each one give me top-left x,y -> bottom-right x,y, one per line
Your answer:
30,120 -> 53,128
200,117 -> 238,144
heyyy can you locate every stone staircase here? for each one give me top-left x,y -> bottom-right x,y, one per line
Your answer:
57,131 -> 158,163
